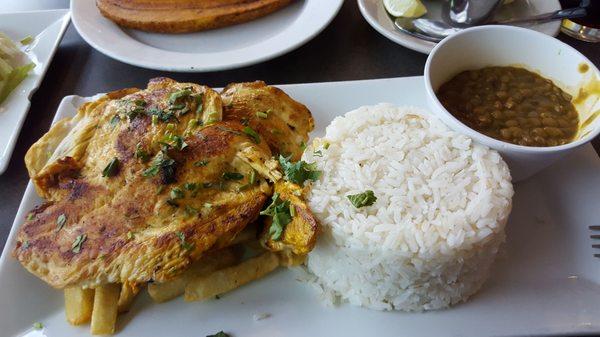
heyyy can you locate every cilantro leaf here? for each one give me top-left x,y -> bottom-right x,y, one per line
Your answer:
71,234 -> 87,254
206,332 -> 230,337
346,190 -> 377,208
222,172 -> 244,181
242,126 -> 260,144
176,231 -> 194,250
143,152 -> 177,184
169,89 -> 192,104
260,193 -> 293,241
56,213 -> 67,231
102,158 -> 120,177
278,155 -> 322,185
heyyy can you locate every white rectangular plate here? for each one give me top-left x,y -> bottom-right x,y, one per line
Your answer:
0,9 -> 70,174
1,77 -> 599,337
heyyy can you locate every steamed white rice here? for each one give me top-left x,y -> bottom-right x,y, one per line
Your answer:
302,104 -> 513,311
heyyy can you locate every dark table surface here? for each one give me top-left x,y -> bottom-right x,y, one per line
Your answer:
0,0 -> 599,253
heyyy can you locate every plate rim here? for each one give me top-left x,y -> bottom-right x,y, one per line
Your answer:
0,8 -> 71,174
70,0 -> 344,72
357,0 -> 562,54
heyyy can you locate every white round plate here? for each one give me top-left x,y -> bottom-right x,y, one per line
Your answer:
358,0 -> 562,54
71,0 -> 343,72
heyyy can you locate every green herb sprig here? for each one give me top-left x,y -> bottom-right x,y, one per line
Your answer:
102,158 -> 120,177
260,193 -> 293,241
278,155 -> 322,185
346,190 -> 377,209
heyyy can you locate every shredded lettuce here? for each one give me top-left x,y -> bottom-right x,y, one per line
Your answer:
0,62 -> 35,105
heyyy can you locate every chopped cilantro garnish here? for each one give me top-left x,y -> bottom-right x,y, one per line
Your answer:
278,155 -> 322,185
260,193 -> 292,241
56,213 -> 67,231
323,142 -> 330,149
102,158 -> 120,177
206,331 -> 229,337
32,322 -> 43,330
256,111 -> 268,119
188,118 -> 202,129
166,199 -> 179,208
169,89 -> 192,104
184,182 -> 198,191
176,231 -> 194,250
26,213 -> 34,221
185,205 -> 199,216
127,231 -> 135,240
222,172 -> 244,181
249,169 -> 256,185
299,141 -> 306,150
109,115 -> 120,126
243,126 -> 260,144
125,105 -> 145,120
162,133 -> 188,151
147,107 -> 177,123
135,143 -> 151,162
22,241 -> 30,249
143,152 -> 177,184
170,187 -> 184,200
133,99 -> 146,107
237,170 -> 257,192
194,160 -> 209,167
346,190 -> 377,209
194,94 -> 204,114
71,234 -> 87,254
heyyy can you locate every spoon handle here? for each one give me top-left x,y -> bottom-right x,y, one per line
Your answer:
492,7 -> 587,25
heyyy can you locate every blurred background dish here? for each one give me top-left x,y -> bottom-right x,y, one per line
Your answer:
0,9 -> 69,174
71,0 -> 343,72
560,0 -> 600,42
96,0 -> 294,33
358,0 -> 562,54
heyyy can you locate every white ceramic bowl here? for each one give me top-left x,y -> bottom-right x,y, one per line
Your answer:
424,25 -> 600,181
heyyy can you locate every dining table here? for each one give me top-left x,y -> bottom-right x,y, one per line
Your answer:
0,0 -> 599,255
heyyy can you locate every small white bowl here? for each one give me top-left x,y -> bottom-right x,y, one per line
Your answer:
424,25 -> 600,181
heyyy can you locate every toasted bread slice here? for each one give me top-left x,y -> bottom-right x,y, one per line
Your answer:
96,0 -> 294,33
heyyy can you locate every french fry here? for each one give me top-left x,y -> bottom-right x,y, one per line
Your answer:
64,286 -> 95,325
118,282 -> 140,313
184,251 -> 279,302
90,283 -> 121,335
148,247 -> 239,303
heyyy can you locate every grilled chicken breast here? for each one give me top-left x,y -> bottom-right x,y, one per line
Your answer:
14,78 -> 318,289
96,0 -> 294,33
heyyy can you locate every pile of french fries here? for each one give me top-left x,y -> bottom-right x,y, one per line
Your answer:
63,227 -> 303,335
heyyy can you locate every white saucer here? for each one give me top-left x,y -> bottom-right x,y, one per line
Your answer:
358,0 -> 562,54
71,0 -> 343,72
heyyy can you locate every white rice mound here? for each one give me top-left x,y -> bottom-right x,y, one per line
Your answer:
302,104 -> 514,312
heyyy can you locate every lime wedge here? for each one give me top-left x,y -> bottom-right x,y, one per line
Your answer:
383,0 -> 428,18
